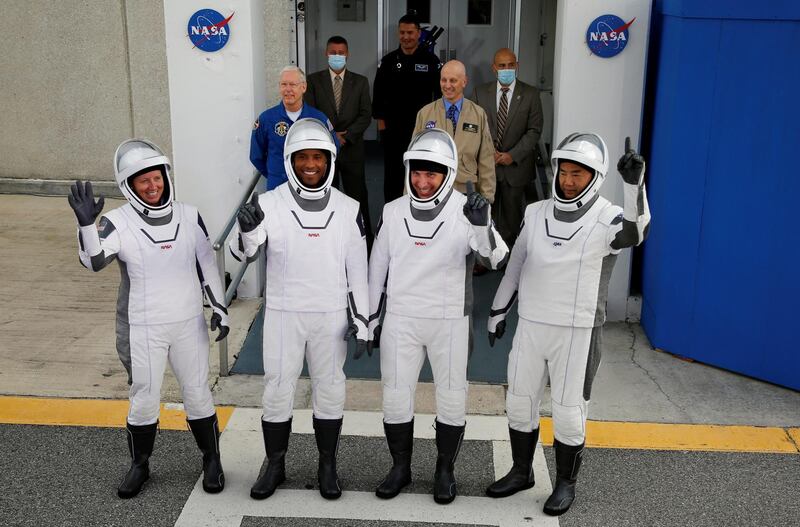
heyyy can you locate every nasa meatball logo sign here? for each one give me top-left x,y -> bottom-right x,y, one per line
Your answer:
586,14 -> 635,58
187,9 -> 234,52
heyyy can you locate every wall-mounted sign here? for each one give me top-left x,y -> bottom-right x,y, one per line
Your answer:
187,9 -> 234,52
586,14 -> 635,58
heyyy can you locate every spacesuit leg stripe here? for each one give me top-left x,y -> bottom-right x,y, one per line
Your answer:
307,311 -> 347,419
583,327 -> 603,401
381,315 -> 423,423
116,260 -> 132,385
128,324 -> 167,425
169,316 -> 214,420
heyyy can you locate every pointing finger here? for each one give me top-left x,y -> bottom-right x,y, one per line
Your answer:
624,136 -> 632,154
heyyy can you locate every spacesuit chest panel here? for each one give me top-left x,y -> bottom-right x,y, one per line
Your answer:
263,188 -> 347,312
518,198 -> 614,328
115,203 -> 202,325
387,198 -> 471,319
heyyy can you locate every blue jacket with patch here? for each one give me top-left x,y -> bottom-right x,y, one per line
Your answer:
250,103 -> 338,190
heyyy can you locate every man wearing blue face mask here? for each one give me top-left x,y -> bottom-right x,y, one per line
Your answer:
472,48 -> 543,248
306,36 -> 374,248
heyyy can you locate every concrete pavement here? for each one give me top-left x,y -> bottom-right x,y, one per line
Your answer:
2,194 -> 800,427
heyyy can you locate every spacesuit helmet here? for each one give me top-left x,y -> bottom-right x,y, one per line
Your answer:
114,139 -> 174,218
284,118 -> 337,200
551,132 -> 609,212
403,128 -> 458,210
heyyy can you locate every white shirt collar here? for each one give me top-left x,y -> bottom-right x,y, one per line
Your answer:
329,68 -> 346,82
496,79 -> 516,95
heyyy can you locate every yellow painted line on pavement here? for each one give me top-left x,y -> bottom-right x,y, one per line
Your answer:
536,417 -> 798,454
0,396 -> 233,432
0,397 -> 797,453
787,428 -> 800,450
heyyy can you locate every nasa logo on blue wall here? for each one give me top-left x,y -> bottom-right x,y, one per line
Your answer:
586,14 -> 635,58
187,9 -> 234,52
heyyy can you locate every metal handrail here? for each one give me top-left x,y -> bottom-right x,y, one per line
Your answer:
535,139 -> 553,200
213,170 -> 262,376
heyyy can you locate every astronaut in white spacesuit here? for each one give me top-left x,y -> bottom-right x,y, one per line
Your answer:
69,139 -> 229,499
230,118 -> 368,501
485,134 -> 650,515
368,128 -> 509,504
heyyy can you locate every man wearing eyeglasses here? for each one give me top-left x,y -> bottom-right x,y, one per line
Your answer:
250,66 -> 339,191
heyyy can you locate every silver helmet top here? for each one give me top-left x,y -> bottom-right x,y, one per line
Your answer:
113,139 -> 173,218
283,118 -> 337,201
550,132 -> 609,212
403,128 -> 459,210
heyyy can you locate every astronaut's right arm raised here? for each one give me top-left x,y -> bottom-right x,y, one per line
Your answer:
463,181 -> 509,270
229,193 -> 266,263
69,180 -> 119,272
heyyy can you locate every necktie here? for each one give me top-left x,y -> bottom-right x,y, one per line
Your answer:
496,87 -> 509,148
447,104 -> 458,133
333,75 -> 342,114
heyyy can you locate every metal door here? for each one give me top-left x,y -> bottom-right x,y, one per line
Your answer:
383,1 -> 514,88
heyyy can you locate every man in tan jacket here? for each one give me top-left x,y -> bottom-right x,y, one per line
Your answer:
414,60 -> 496,203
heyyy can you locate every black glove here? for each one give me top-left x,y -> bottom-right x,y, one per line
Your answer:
463,180 -> 490,226
488,320 -> 506,347
237,193 -> 265,233
68,180 -> 105,227
210,312 -> 229,342
367,324 -> 382,356
617,136 -> 646,185
344,323 -> 370,359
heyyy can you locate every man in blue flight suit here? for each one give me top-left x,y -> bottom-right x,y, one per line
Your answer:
251,66 -> 339,190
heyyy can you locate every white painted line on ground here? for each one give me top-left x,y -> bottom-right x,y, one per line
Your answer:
225,408 -> 514,440
176,408 -> 559,527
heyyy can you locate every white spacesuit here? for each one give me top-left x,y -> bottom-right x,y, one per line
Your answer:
485,133 -> 650,516
70,139 -> 229,499
229,118 -> 368,501
368,128 -> 508,504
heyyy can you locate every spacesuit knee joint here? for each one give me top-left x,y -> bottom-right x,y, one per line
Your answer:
506,390 -> 538,432
435,386 -> 466,426
551,400 -> 586,446
383,384 -> 414,423
312,379 -> 346,419
263,380 -> 296,422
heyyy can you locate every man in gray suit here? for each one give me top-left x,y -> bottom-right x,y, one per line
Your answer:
472,48 -> 543,248
306,35 -> 374,246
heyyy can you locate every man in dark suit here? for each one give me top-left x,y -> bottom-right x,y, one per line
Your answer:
472,48 -> 543,248
306,35 -> 374,246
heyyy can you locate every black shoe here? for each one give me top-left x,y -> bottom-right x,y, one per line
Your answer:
313,416 -> 343,500
486,427 -> 538,498
188,413 -> 225,493
433,420 -> 465,504
250,418 -> 292,500
117,422 -> 157,499
543,439 -> 584,516
375,419 -> 414,499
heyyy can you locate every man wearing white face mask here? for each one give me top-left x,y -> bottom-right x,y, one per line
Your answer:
472,48 -> 543,248
306,35 -> 374,249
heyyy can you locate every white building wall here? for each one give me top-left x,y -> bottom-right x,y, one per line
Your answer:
553,0 -> 652,320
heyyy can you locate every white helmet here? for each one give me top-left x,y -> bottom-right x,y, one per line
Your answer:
114,139 -> 173,218
403,128 -> 458,210
551,132 -> 609,212
283,118 -> 337,200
